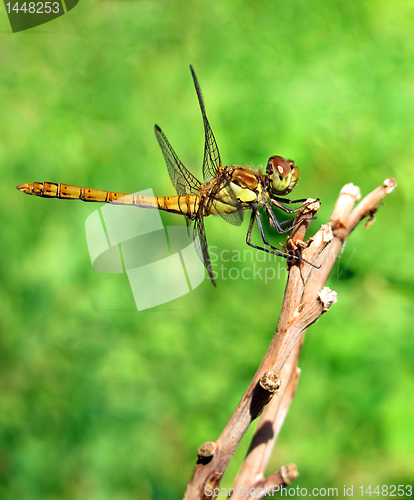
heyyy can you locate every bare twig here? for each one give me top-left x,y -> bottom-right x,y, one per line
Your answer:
183,179 -> 396,500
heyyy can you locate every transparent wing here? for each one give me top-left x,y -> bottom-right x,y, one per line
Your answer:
190,65 -> 221,183
193,215 -> 216,286
154,124 -> 201,196
220,211 -> 244,226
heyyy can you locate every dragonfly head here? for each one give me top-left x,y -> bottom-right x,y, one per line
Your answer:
266,156 -> 299,196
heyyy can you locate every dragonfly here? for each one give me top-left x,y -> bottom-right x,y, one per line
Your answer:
16,66 -> 316,286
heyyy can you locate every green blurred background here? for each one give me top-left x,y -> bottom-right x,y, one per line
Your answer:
1,0 -> 413,498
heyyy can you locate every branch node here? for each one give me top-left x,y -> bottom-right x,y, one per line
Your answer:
296,239 -> 310,250
197,441 -> 217,459
280,463 -> 299,485
250,373 -> 281,420
302,224 -> 333,267
318,287 -> 337,311
363,202 -> 384,228
259,371 -> 281,393
321,224 -> 333,243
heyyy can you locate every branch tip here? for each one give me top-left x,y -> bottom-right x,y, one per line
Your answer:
340,183 -> 361,200
303,198 -> 320,213
383,177 -> 397,193
318,287 -> 337,311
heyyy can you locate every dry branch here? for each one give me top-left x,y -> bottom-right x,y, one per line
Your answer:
183,179 -> 397,500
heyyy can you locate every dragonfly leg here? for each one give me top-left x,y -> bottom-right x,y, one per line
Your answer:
280,217 -> 295,227
265,203 -> 316,234
256,210 -> 293,247
245,210 -> 295,260
277,215 -> 316,232
269,197 -> 319,214
273,196 -> 309,204
247,210 -> 320,268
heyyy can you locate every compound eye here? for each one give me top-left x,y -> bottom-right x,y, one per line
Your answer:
267,155 -> 299,195
268,156 -> 291,179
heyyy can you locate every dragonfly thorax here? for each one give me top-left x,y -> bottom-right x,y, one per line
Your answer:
266,156 -> 299,196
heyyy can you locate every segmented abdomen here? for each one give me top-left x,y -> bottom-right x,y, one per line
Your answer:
16,182 -> 200,218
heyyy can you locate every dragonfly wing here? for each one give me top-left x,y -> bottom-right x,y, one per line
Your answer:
154,124 -> 201,196
190,66 -> 221,183
220,211 -> 244,226
193,215 -> 216,286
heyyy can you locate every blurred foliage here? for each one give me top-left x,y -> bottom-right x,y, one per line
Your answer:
0,0 -> 413,498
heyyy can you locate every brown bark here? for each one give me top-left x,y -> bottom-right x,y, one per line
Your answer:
183,179 -> 397,500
